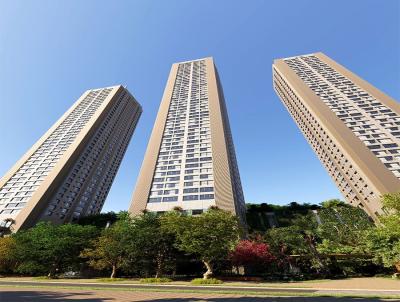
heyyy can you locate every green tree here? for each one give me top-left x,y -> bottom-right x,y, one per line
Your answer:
265,213 -> 328,274
77,211 -> 118,229
320,199 -> 347,208
81,212 -> 179,278
265,225 -> 308,255
163,208 -> 240,279
317,201 -> 373,254
246,202 -> 321,231
0,236 -> 17,273
13,222 -> 96,277
131,213 -> 178,278
365,193 -> 400,272
80,217 -> 133,278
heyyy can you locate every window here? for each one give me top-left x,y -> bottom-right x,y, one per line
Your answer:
200,194 -> 214,200
200,187 -> 214,192
167,171 -> 180,175
163,196 -> 178,202
164,189 -> 179,195
148,197 -> 162,203
183,195 -> 198,201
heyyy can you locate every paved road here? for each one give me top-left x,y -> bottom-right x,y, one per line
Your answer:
1,280 -> 400,300
0,286 -> 399,302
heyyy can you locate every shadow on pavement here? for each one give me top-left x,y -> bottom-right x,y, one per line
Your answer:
1,290 -> 398,302
142,297 -> 399,302
0,290 -> 113,302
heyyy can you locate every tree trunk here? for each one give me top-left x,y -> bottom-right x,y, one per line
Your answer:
47,270 -> 55,279
47,263 -> 58,279
155,253 -> 163,278
202,260 -> 213,279
395,261 -> 400,273
110,265 -> 117,279
304,234 -> 328,274
393,262 -> 400,279
172,263 -> 177,278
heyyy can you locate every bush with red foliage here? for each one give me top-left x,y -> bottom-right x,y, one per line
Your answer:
230,240 -> 276,269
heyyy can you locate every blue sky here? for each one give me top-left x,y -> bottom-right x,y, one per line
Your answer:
0,0 -> 399,212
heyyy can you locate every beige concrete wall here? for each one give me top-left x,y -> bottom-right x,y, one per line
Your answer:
129,65 -> 179,214
4,86 -> 130,231
206,58 -> 237,215
273,54 -> 400,219
129,58 -> 245,224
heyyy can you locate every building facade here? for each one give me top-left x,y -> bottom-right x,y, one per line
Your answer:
0,85 -> 142,231
273,52 -> 400,220
129,57 -> 246,224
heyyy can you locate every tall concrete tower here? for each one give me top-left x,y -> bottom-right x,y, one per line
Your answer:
129,58 -> 246,224
273,52 -> 400,220
0,85 -> 142,231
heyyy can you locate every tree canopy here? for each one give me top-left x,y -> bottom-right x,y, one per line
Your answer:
163,208 -> 241,279
2,195 -> 400,279
80,216 -> 134,278
230,239 -> 275,273
81,212 -> 179,278
317,202 -> 373,254
13,222 -> 97,277
0,236 -> 17,273
365,193 -> 400,270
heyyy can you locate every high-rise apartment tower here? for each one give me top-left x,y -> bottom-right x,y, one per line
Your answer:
129,57 -> 246,224
0,85 -> 142,231
273,52 -> 400,220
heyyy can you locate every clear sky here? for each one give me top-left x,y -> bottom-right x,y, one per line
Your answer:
0,0 -> 399,212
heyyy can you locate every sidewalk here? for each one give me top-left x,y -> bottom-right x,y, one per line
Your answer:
2,276 -> 399,290
0,286 -> 399,302
0,277 -> 399,298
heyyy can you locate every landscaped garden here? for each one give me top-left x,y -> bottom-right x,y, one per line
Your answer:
0,193 -> 399,284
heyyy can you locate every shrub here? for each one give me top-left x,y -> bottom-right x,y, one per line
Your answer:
139,277 -> 172,283
33,276 -> 55,280
191,278 -> 223,285
230,240 -> 276,270
98,278 -> 128,282
0,237 -> 17,273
